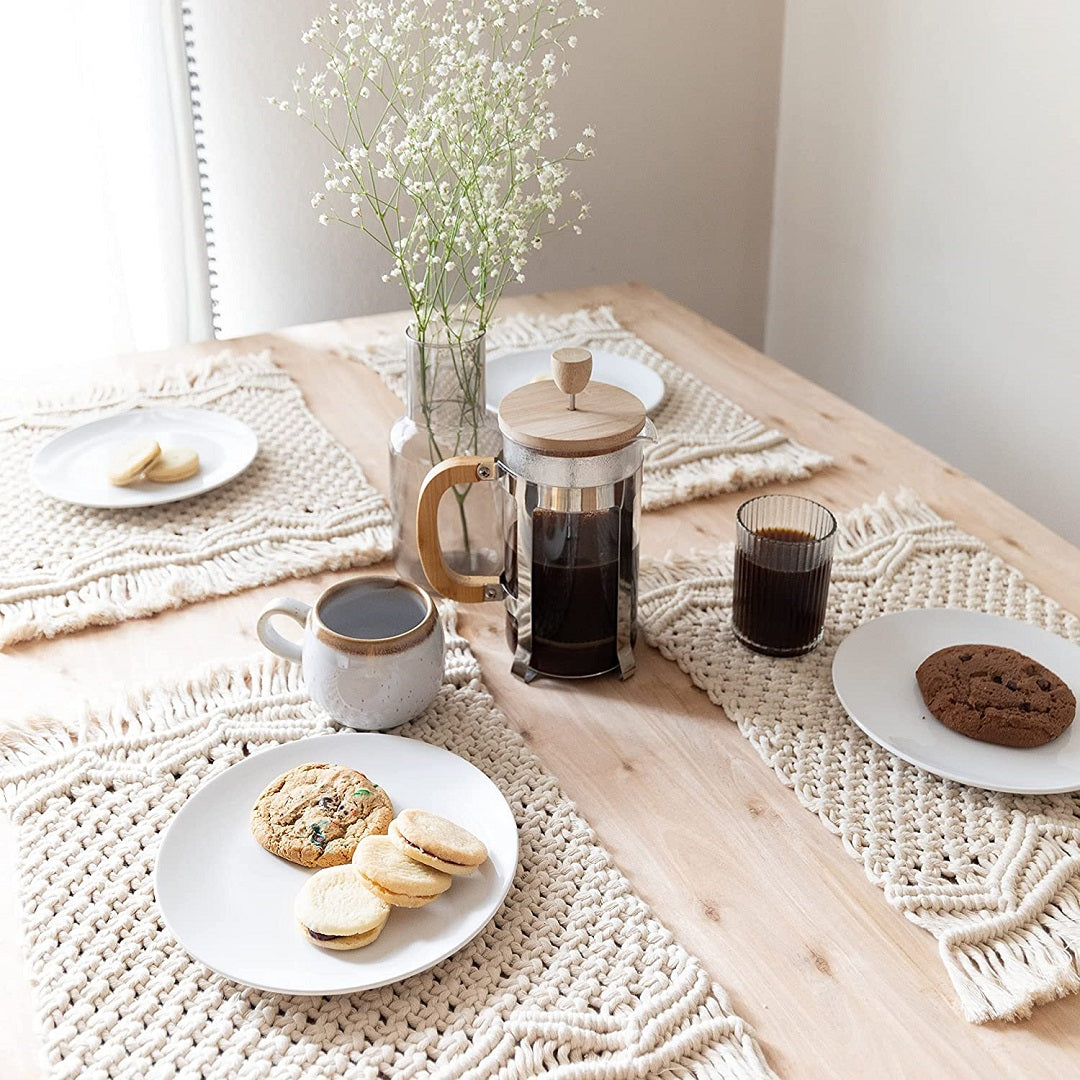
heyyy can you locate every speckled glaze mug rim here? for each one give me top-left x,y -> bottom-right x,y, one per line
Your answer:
311,576 -> 437,656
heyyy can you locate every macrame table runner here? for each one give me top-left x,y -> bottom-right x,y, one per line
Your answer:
0,629 -> 772,1079
0,353 -> 393,649
638,490 -> 1080,1024
355,307 -> 831,511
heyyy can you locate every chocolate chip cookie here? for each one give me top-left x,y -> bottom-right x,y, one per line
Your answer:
916,643 -> 1076,748
250,762 -> 393,868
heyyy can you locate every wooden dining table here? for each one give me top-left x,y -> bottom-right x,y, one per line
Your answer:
2,282 -> 1079,1078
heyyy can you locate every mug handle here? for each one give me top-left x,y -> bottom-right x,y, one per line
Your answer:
417,456 -> 501,604
256,598 -> 310,663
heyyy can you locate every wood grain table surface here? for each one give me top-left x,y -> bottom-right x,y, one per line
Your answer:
2,283 -> 1079,1078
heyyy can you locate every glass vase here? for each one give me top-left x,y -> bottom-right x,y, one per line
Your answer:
389,323 -> 501,592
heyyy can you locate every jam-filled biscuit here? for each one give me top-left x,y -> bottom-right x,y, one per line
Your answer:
293,864 -> 390,950
145,446 -> 200,483
250,762 -> 393,868
107,437 -> 161,486
388,809 -> 488,876
916,643 -> 1076,748
352,833 -> 452,907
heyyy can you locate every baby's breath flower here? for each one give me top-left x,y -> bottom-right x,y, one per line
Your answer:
279,0 -> 598,336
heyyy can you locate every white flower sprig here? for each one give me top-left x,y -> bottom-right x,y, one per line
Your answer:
272,0 -> 600,343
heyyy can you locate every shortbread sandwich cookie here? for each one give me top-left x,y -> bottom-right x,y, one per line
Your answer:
294,864 -> 390,950
250,762 -> 394,868
389,809 -> 488,876
145,446 -> 200,483
107,437 -> 161,486
352,833 -> 452,907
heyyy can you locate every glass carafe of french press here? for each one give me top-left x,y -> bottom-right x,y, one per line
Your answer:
416,347 -> 656,681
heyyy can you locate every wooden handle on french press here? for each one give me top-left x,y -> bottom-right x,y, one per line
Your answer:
551,347 -> 592,408
416,456 -> 500,604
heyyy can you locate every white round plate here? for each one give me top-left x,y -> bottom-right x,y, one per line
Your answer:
155,732 -> 518,994
31,407 -> 259,508
485,348 -> 666,414
832,609 -> 1080,794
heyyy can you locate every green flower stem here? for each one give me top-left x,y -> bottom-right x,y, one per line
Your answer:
281,1 -> 600,558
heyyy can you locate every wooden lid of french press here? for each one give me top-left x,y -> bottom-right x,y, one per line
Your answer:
497,347 -> 647,455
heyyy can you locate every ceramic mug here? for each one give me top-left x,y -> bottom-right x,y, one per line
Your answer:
256,576 -> 445,731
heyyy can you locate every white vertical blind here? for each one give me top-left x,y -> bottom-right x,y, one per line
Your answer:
0,1 -> 212,393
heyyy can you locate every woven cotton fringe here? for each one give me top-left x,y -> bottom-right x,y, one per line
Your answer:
638,489 -> 1080,1024
0,352 -> 392,649
354,307 -> 831,511
0,627 -> 773,1080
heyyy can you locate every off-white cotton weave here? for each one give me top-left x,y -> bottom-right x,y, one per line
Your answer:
0,629 -> 772,1079
639,490 -> 1080,1023
0,353 -> 392,648
356,307 -> 831,511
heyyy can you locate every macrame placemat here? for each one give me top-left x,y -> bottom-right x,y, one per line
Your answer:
638,489 -> 1080,1024
0,352 -> 392,649
0,628 -> 772,1079
355,307 -> 831,511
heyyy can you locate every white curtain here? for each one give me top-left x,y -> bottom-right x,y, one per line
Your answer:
0,1 -> 213,393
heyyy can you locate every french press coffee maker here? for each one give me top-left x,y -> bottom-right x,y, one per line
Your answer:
417,347 -> 656,682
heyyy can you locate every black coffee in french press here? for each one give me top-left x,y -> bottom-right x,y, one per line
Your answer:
417,346 -> 655,682
504,480 -> 638,678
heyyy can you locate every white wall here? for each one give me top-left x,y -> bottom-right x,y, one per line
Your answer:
767,2 -> 1080,544
189,0 -> 783,348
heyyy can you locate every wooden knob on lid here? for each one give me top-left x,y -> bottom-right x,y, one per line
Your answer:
551,347 -> 592,409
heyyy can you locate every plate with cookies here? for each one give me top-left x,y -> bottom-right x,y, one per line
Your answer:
832,608 -> 1080,794
31,406 -> 258,508
154,732 -> 518,994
